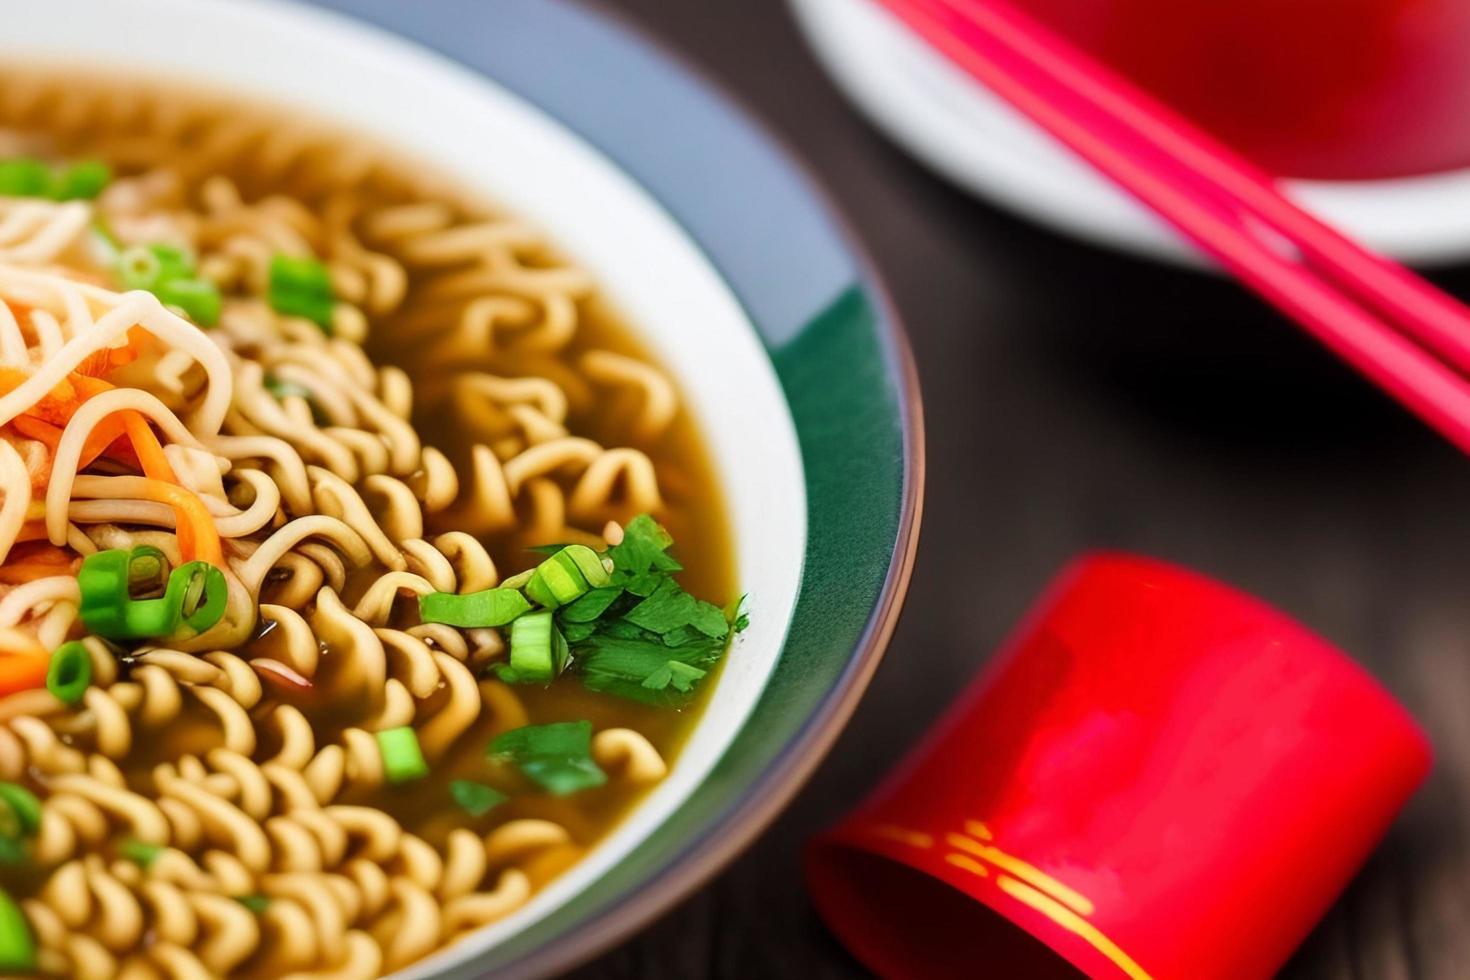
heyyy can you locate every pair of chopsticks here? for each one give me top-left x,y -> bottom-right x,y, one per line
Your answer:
875,0 -> 1470,453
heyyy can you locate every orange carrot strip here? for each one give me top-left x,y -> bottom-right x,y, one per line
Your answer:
0,542 -> 78,582
82,417 -> 137,471
125,478 -> 222,567
73,326 -> 152,379
0,644 -> 50,695
13,522 -> 49,544
120,411 -> 178,484
11,408 -> 134,478
0,657 -> 49,693
0,561 -> 80,585
4,542 -> 73,566
9,415 -> 59,451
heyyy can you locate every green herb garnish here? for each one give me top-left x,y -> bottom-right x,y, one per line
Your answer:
553,518 -> 745,706
235,894 -> 271,914
0,157 -> 109,201
115,243 -> 220,327
268,254 -> 335,330
449,779 -> 507,817
488,721 -> 606,796
120,839 -> 165,867
0,888 -> 34,972
375,727 -> 429,784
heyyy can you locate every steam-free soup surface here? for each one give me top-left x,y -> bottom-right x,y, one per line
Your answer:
0,68 -> 737,979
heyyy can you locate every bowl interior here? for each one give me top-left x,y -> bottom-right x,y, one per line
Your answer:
1,0 -> 808,973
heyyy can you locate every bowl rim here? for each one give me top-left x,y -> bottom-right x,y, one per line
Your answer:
2,0 -> 926,973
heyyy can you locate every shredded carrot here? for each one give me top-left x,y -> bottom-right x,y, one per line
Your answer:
10,412 -> 135,476
127,477 -> 222,567
120,411 -> 178,483
0,640 -> 50,695
0,561 -> 80,585
0,367 -> 79,427
0,539 -> 77,585
74,326 -> 152,378
13,522 -> 49,544
0,358 -> 223,569
4,542 -> 73,567
0,658 -> 48,694
8,415 -> 58,450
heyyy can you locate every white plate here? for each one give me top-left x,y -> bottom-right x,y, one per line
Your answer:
790,0 -> 1470,267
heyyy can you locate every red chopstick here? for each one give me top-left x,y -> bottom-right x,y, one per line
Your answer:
874,0 -> 1470,453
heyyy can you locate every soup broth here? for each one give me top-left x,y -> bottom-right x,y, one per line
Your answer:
0,67 -> 736,979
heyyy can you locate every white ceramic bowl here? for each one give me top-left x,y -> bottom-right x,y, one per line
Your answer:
5,0 -> 816,974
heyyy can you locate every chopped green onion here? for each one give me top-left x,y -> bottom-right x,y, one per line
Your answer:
45,641 -> 92,705
562,545 -> 612,588
91,219 -> 121,254
449,779 -> 506,817
79,549 -> 227,640
0,837 -> 25,867
0,159 -> 50,198
418,588 -> 530,629
0,802 -> 19,843
120,839 -> 165,867
126,545 -> 168,599
146,243 -> 195,280
235,894 -> 270,914
263,375 -> 315,403
375,727 -> 429,784
522,544 -> 614,610
155,277 -> 220,327
116,244 -> 216,325
268,254 -> 335,331
502,610 -> 569,684
498,568 -> 535,591
0,786 -> 40,839
0,157 -> 111,201
0,888 -> 34,973
525,559 -> 583,609
262,374 -> 329,426
175,562 -> 227,634
117,245 -> 163,292
488,721 -> 606,796
51,160 -> 111,201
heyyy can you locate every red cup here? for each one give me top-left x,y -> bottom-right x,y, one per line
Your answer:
1009,0 -> 1470,180
807,553 -> 1431,980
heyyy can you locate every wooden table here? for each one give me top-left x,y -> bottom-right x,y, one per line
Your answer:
579,2 -> 1470,976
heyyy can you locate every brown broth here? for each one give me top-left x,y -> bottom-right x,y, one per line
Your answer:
0,67 -> 738,913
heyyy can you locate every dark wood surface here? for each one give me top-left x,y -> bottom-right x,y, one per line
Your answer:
576,2 -> 1470,977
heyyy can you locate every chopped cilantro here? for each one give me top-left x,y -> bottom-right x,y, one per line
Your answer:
641,660 -> 707,693
606,515 -> 682,581
449,779 -> 507,817
510,516 -> 750,707
577,632 -> 728,706
488,721 -> 606,796
623,578 -> 728,638
560,587 -> 622,624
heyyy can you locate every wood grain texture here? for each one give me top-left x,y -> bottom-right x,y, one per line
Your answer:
577,1 -> 1470,975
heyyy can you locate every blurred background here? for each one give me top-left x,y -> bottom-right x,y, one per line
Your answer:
572,1 -> 1470,977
